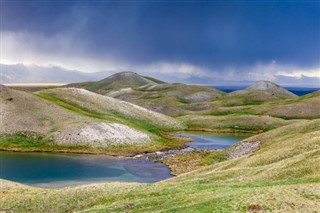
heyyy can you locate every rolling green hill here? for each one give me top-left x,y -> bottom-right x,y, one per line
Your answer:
0,86 -> 186,154
66,72 -> 226,117
66,73 -> 319,120
207,90 -> 320,120
67,71 -> 163,94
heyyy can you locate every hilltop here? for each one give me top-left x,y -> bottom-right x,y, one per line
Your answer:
223,80 -> 297,105
68,71 -> 164,94
246,80 -> 296,96
67,72 -> 226,116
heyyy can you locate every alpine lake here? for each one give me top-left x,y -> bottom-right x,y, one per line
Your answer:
0,132 -> 248,188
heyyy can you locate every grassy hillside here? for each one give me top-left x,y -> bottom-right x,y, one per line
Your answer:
179,114 -> 299,131
0,85 -> 90,136
228,80 -> 297,100
66,71 -> 160,94
263,90 -> 320,119
207,90 -> 320,119
0,86 -> 186,155
67,73 -> 319,120
66,72 -> 226,117
1,119 -> 319,212
36,88 -> 183,130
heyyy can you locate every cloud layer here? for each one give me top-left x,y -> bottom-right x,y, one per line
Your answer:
1,1 -> 319,85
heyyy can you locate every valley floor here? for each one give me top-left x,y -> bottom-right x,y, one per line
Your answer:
1,119 -> 319,212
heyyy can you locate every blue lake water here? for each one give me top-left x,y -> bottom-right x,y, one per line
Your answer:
0,133 -> 248,187
0,151 -> 172,188
176,132 -> 247,150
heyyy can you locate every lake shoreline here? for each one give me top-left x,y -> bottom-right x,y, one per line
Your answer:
0,129 -> 254,156
1,130 -> 251,186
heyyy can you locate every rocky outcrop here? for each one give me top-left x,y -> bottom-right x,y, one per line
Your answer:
107,87 -> 134,97
229,140 -> 261,159
134,147 -> 196,161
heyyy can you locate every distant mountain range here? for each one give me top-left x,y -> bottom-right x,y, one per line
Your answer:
1,63 -> 319,87
0,64 -> 110,83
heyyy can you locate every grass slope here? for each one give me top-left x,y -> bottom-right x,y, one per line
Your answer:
66,72 -> 226,117
1,119 -> 319,212
66,71 -> 159,95
36,88 -> 183,130
179,114 -> 299,131
207,90 -> 320,119
67,73 -> 318,120
0,86 -> 91,136
0,87 -> 186,154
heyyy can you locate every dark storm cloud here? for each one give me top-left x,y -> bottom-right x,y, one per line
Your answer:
2,1 -> 320,74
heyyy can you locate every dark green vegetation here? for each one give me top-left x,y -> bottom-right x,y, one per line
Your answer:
0,135 -> 47,149
0,135 -> 128,155
0,132 -> 189,157
36,93 -> 107,120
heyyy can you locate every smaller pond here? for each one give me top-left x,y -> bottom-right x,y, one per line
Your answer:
0,151 -> 172,188
176,132 -> 248,150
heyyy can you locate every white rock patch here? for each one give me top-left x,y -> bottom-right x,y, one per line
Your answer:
107,88 -> 134,97
183,92 -> 218,102
138,83 -> 157,90
55,123 -> 151,147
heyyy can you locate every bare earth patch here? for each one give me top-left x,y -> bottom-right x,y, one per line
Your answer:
229,140 -> 261,159
55,122 -> 151,147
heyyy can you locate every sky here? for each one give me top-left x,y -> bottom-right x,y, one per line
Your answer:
1,0 -> 320,85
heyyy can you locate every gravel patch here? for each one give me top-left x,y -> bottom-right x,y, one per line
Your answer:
55,122 -> 151,147
182,92 -> 218,102
229,140 -> 261,159
133,147 -> 196,161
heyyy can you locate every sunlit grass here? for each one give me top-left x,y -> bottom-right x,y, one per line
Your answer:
1,120 -> 319,212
